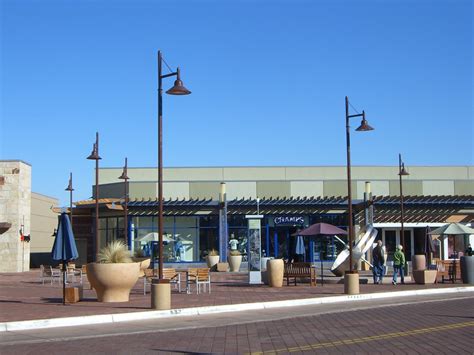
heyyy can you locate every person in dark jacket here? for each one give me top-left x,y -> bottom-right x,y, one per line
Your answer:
372,240 -> 385,284
392,244 -> 406,285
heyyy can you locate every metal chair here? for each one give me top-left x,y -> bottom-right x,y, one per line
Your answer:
40,265 -> 61,285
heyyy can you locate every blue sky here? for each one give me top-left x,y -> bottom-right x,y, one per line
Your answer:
1,0 -> 472,206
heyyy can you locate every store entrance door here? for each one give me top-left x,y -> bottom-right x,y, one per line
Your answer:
268,226 -> 301,260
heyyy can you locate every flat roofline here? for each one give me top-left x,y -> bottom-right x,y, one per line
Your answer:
99,164 -> 474,170
0,159 -> 32,166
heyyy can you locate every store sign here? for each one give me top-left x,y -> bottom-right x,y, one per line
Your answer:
273,216 -> 305,226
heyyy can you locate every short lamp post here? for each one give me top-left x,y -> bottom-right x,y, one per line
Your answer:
344,96 -> 374,294
87,132 -> 101,261
118,157 -> 130,249
65,172 -> 74,228
398,154 -> 409,250
156,50 -> 191,283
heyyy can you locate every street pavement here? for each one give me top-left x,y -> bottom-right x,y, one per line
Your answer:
1,293 -> 472,354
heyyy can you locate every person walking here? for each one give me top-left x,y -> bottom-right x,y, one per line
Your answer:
372,240 -> 385,284
392,244 -> 406,285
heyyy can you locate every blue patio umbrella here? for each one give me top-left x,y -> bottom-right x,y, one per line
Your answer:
51,212 -> 78,304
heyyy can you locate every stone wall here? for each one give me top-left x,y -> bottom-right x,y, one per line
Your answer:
0,161 -> 31,272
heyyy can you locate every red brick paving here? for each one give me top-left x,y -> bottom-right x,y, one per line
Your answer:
0,269 -> 467,323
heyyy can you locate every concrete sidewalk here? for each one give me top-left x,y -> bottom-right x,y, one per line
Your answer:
1,270 -> 472,331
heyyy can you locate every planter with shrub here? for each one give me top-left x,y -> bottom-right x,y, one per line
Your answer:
228,249 -> 242,272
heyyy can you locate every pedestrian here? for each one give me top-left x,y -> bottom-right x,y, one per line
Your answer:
392,244 -> 405,285
372,240 -> 385,284
465,244 -> 473,257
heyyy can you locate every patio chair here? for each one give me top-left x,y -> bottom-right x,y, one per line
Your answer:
143,268 -> 181,294
40,265 -> 61,285
67,266 -> 83,284
188,268 -> 211,294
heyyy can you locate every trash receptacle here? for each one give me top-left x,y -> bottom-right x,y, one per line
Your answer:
460,256 -> 474,284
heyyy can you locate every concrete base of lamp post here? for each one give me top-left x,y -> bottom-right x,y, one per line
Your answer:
151,279 -> 171,310
344,272 -> 359,295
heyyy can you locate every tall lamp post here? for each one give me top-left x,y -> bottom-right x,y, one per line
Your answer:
157,50 -> 191,282
87,132 -> 101,260
65,172 -> 74,228
398,154 -> 409,250
345,96 -> 374,294
118,157 -> 130,249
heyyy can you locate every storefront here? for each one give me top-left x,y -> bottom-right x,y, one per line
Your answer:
73,195 -> 473,264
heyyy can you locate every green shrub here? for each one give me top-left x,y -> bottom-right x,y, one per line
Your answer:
97,241 -> 133,263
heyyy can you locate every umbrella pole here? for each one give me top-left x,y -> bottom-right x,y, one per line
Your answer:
63,260 -> 66,305
320,258 -> 324,286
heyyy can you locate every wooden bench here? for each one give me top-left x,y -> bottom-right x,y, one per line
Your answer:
436,260 -> 460,283
284,262 -> 316,286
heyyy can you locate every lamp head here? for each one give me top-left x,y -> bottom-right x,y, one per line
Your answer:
118,169 -> 129,180
166,67 -> 191,95
355,111 -> 374,131
399,163 -> 410,176
65,181 -> 74,192
87,143 -> 101,160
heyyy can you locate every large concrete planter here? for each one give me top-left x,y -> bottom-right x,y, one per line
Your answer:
412,270 -> 437,284
413,255 -> 426,271
267,259 -> 284,287
86,262 -> 140,302
132,257 -> 150,277
228,255 -> 242,272
206,255 -> 220,268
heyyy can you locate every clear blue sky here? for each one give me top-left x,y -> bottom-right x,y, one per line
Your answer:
1,0 -> 472,206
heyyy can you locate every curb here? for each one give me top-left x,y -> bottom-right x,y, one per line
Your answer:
1,286 -> 473,332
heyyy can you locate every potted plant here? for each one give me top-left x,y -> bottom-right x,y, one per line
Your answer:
228,249 -> 242,272
206,249 -> 220,268
86,241 -> 140,302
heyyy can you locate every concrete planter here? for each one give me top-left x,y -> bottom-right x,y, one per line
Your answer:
344,272 -> 359,295
413,255 -> 426,271
412,270 -> 437,284
86,262 -> 140,302
132,257 -> 150,277
228,255 -> 242,272
460,256 -> 474,284
267,259 -> 284,287
206,255 -> 220,268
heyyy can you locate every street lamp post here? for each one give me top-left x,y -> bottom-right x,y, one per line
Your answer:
118,157 -> 130,249
157,50 -> 191,282
87,132 -> 101,261
398,153 -> 409,250
65,172 -> 74,228
344,96 -> 374,293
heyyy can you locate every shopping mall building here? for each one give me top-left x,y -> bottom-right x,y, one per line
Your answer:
71,165 -> 474,267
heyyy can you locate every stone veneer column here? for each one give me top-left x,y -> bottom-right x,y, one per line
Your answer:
0,161 -> 31,272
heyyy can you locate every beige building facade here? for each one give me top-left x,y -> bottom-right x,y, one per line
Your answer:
95,165 -> 474,201
0,161 -> 59,272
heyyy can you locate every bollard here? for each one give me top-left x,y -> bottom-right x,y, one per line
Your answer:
151,278 -> 171,310
344,272 -> 359,295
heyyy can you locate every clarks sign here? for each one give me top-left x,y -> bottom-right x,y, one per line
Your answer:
273,216 -> 305,226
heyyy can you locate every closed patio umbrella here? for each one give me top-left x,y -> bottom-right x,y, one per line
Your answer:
51,212 -> 79,305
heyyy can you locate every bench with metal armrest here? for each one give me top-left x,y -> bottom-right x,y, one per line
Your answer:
284,262 -> 317,286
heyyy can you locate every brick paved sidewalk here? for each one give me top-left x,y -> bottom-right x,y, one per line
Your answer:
0,269 -> 464,323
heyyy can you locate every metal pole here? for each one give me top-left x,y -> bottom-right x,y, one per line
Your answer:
95,133 -> 100,261
124,158 -> 129,248
345,96 -> 354,273
158,50 -> 164,281
399,154 -> 405,250
69,173 -> 73,228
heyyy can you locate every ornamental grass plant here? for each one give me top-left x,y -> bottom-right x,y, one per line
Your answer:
97,240 -> 133,263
